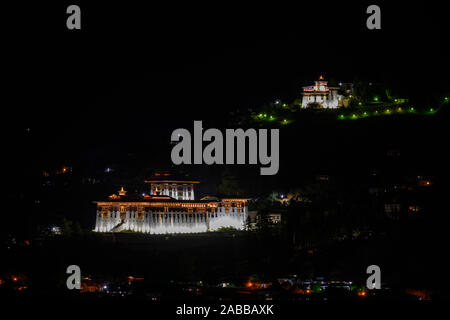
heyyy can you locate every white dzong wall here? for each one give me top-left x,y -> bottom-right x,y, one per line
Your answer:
94,205 -> 248,234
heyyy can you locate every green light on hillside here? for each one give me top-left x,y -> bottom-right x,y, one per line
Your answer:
352,114 -> 357,119
339,114 -> 345,119
385,109 -> 391,114
374,96 -> 379,102
397,107 -> 402,112
409,107 -> 414,112
358,102 -> 362,106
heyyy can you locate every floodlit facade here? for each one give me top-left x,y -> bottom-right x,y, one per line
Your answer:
146,179 -> 196,200
94,177 -> 249,234
301,76 -> 343,109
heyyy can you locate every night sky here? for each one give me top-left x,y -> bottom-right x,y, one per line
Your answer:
3,2 -> 449,184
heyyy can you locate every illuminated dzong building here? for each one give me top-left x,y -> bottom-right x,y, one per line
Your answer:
301,76 -> 343,109
94,174 -> 249,234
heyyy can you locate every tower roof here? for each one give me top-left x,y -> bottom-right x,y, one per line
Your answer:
145,170 -> 199,184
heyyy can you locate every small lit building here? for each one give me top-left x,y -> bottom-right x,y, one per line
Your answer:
267,212 -> 282,224
301,76 -> 343,109
81,279 -> 102,293
255,210 -> 285,224
417,176 -> 433,187
384,203 -> 401,220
